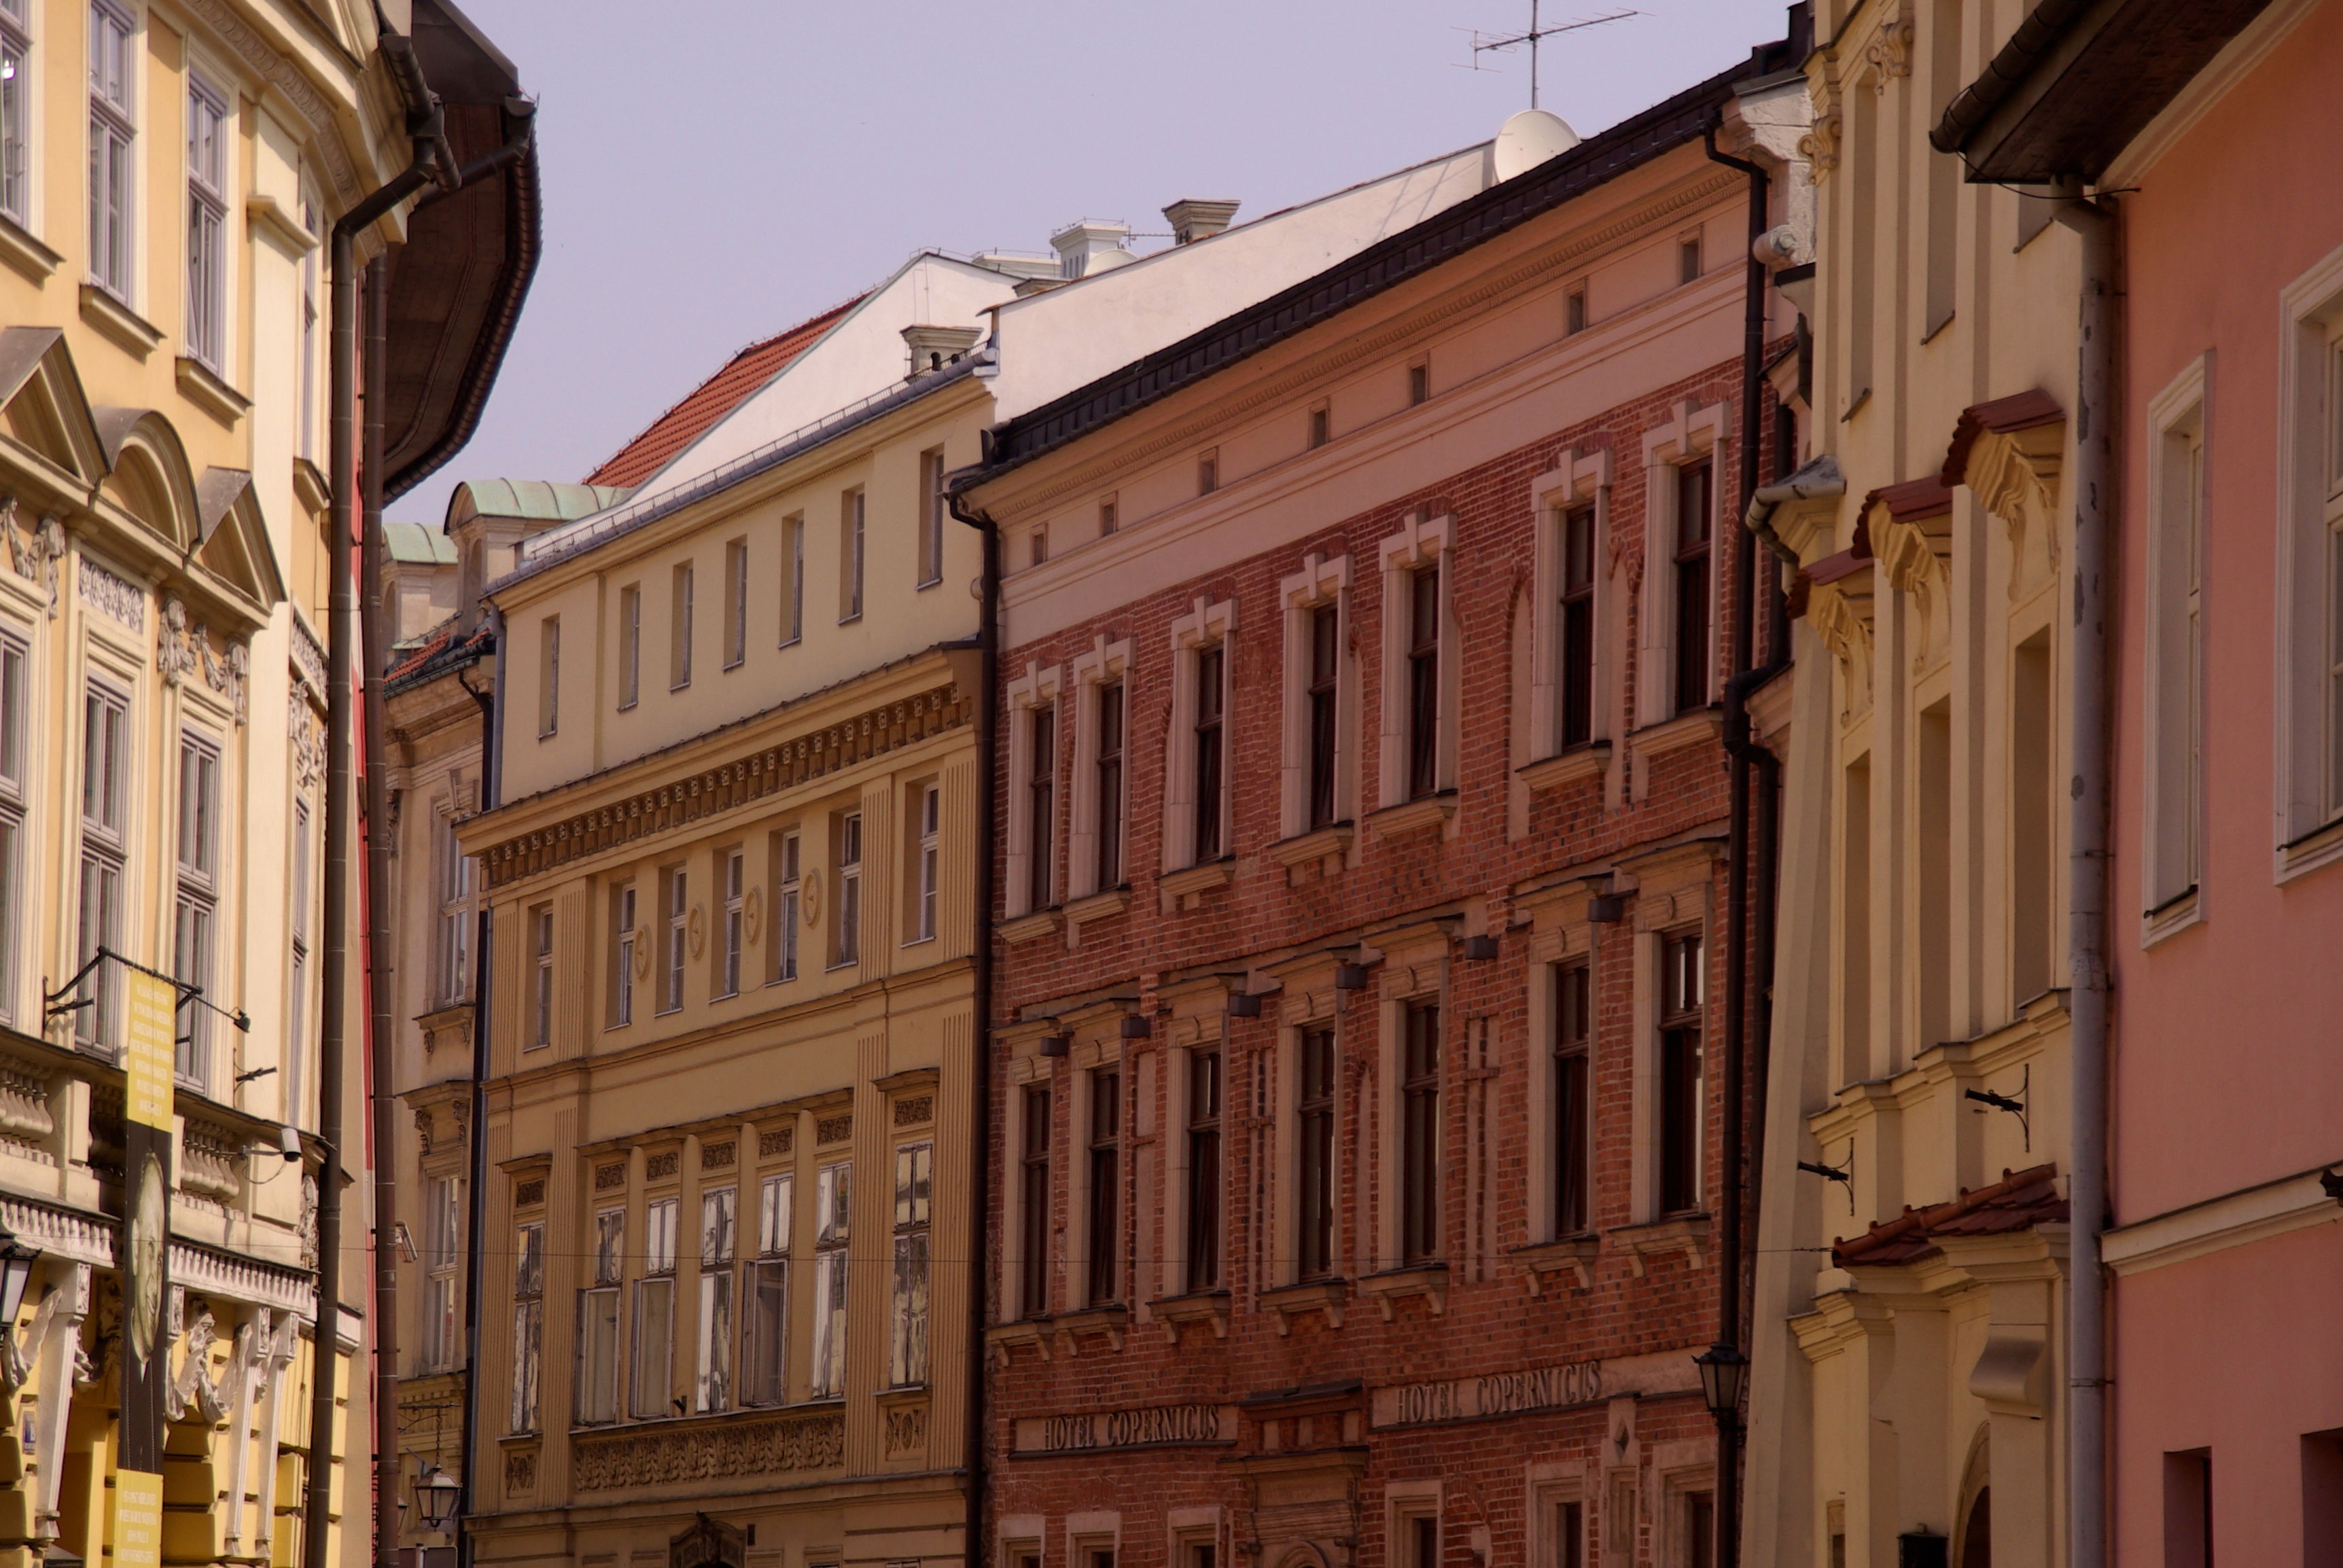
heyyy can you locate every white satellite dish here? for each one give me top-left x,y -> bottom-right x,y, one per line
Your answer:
1086,248 -> 1137,274
1492,108 -> 1581,182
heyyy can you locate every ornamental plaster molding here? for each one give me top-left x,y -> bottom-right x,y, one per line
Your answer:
1872,510 -> 1954,674
177,0 -> 366,211
206,638 -> 249,724
571,1410 -> 844,1490
1864,7 -> 1914,90
170,1239 -> 315,1317
2,498 -> 64,614
78,557 -> 145,632
1799,88 -> 1842,183
1962,425 -> 2064,599
1807,571 -> 1875,717
158,597 -> 202,685
290,616 -> 327,698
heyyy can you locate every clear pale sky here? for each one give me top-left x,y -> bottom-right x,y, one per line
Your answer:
402,0 -> 1798,525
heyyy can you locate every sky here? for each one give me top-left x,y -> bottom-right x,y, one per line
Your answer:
400,0 -> 1799,527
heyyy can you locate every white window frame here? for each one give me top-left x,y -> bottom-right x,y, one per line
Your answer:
2143,353 -> 2209,941
631,1194 -> 678,1419
0,630 -> 24,1027
770,830 -> 801,982
434,804 -> 471,1006
832,810 -> 862,968
537,615 -> 559,737
1638,400 -> 1729,726
86,0 -> 135,302
75,677 -> 129,1055
717,847 -> 744,997
722,537 -> 747,671
918,446 -> 947,588
1005,662 -> 1061,918
576,1207 -> 624,1425
810,1160 -> 849,1397
528,902 -> 553,1048
617,584 -> 640,709
1163,596 -> 1237,872
780,513 -> 805,647
669,563 -> 693,690
889,1139 -> 932,1387
0,0 -> 33,230
1278,552 -> 1354,841
694,1184 -> 736,1412
660,865 -> 686,1013
1375,512 -> 1458,810
183,71 -> 229,371
2275,241 -> 2343,878
1068,634 -> 1132,900
609,883 -> 636,1027
287,794 -> 313,1125
1271,1009 -> 1343,1287
839,487 -> 865,623
907,783 -> 940,944
1526,917 -> 1599,1243
510,1220 -> 544,1432
1529,450 -> 1617,762
743,1171 -> 792,1407
173,728 -> 220,1092
422,1173 -> 462,1369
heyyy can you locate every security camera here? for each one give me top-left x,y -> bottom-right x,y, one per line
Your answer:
279,1125 -> 302,1162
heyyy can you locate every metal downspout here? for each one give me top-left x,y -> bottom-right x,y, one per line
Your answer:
2054,183 -> 2117,1568
455,624 -> 502,1568
362,253 -> 400,1568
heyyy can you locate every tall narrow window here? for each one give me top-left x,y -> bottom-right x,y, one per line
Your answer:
173,735 -> 219,1090
609,884 -> 636,1027
0,634 -> 22,1023
1659,932 -> 1705,1215
1685,1491 -> 1717,1568
1400,1001 -> 1441,1263
834,811 -> 862,967
299,188 -> 319,461
76,682 -> 128,1054
1309,406 -> 1329,448
1185,1051 -> 1221,1292
0,0 -> 29,226
2147,392 -> 2206,915
1099,497 -> 1118,536
1679,236 -> 1703,285
538,616 -> 560,736
781,515 -> 804,647
1027,704 -> 1055,911
2162,1453 -> 2212,1568
1193,645 -> 1226,861
1560,504 -> 1596,748
1566,288 -> 1587,335
287,798 -> 311,1122
1408,363 -> 1430,406
918,448 -> 947,588
913,785 -> 940,943
1307,605 -> 1339,830
840,488 -> 865,622
618,584 -> 641,709
1674,460 -> 1714,714
576,1209 -> 622,1425
1298,1028 -> 1335,1280
185,79 -> 228,369
1554,963 -> 1592,1236
631,1196 -> 678,1418
423,1176 -> 462,1368
1197,451 -> 1218,495
1020,1086 -> 1051,1317
694,1186 -> 735,1412
723,539 -> 747,670
2012,632 -> 2054,1000
88,2 -> 135,300
529,904 -> 553,1048
510,1222 -> 543,1431
743,1173 -> 791,1407
1546,1498 -> 1585,1568
811,1162 -> 849,1397
670,564 -> 694,689
1407,566 -> 1442,799
889,1141 -> 932,1386
661,866 -> 686,1014
771,832 -> 800,982
718,850 -> 744,996
1087,1069 -> 1121,1304
1410,1515 -> 1439,1568
1095,681 -> 1124,889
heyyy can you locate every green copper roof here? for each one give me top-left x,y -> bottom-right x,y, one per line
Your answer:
385,520 -> 459,565
447,479 -> 633,524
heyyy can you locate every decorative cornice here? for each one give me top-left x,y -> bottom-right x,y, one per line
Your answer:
170,1237 -> 315,1317
179,0 -> 365,211
478,683 -> 971,889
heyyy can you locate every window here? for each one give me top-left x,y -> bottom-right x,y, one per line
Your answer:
1409,362 -> 1430,406
1673,460 -> 1714,714
1681,1491 -> 1716,1568
695,1186 -> 736,1412
770,831 -> 800,982
510,1221 -> 543,1431
1566,287 -> 1587,335
0,637 -> 21,1025
840,488 -> 865,622
609,884 -> 636,1027
0,0 -> 29,226
660,866 -> 686,1013
743,1173 -> 791,1406
2163,1453 -> 2211,1568
723,539 -> 747,669
423,1176 -> 461,1370
1407,1514 -> 1440,1568
1026,702 -> 1055,910
1307,603 -> 1340,830
2145,366 -> 2206,921
670,563 -> 694,689
1186,1051 -> 1221,1292
300,179 -> 321,459
1029,525 -> 1049,568
287,798 -> 311,1123
919,448 -> 947,588
76,681 -> 128,1054
185,77 -> 228,368
2012,632 -> 2054,1001
173,734 -> 218,1090
1019,1084 -> 1051,1317
1554,963 -> 1592,1236
781,514 -> 805,647
88,2 -> 134,300
1400,1001 -> 1441,1264
436,808 -> 470,1005
834,811 -> 862,967
1197,450 -> 1218,495
1099,496 -> 1118,536
1309,406 -> 1329,449
911,785 -> 940,943
529,904 -> 553,1049
1095,681 -> 1125,889
718,850 -> 744,996
890,1141 -> 932,1386
576,1208 -> 622,1425
631,1196 -> 678,1419
1193,643 -> 1226,860
536,616 -> 559,736
1087,1067 -> 1121,1304
811,1162 -> 849,1397
1659,932 -> 1704,1215
1679,236 -> 1703,285
1542,1497 -> 1586,1568
1407,566 -> 1442,799
618,584 -> 641,708
1298,1027 -> 1336,1280
1560,504 -> 1597,747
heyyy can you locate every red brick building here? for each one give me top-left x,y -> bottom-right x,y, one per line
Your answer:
958,41 -> 1805,1568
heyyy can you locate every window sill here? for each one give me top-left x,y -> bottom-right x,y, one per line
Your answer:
1063,886 -> 1130,938
1052,1303 -> 1129,1355
1366,791 -> 1456,842
1518,742 -> 1613,794
1509,1234 -> 1598,1295
1357,1262 -> 1449,1321
0,213 -> 63,284
176,355 -> 251,427
292,457 -> 330,515
2278,815 -> 2343,884
1608,1212 -> 1710,1276
1259,1277 -> 1347,1336
1631,705 -> 1722,762
80,283 -> 165,359
2140,885 -> 2202,949
1000,907 -> 1063,946
985,1317 -> 1055,1365
1159,859 -> 1233,910
1148,1289 -> 1231,1342
1268,823 -> 1352,884
245,192 -> 317,255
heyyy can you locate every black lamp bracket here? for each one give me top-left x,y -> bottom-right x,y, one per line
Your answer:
1797,1145 -> 1855,1215
43,947 -> 252,1033
1963,1065 -> 2030,1150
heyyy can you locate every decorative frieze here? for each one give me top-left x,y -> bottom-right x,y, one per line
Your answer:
504,1448 -> 537,1493
570,1411 -> 844,1490
892,1096 -> 933,1128
78,557 -> 144,631
644,1150 -> 680,1180
700,1140 -> 735,1171
757,1127 -> 792,1158
290,617 -> 327,698
593,1161 -> 628,1192
514,1177 -> 545,1209
815,1114 -> 852,1146
289,700 -> 325,789
883,1402 -> 929,1455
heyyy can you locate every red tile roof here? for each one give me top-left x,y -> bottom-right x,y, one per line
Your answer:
584,296 -> 864,488
1832,1162 -> 2067,1267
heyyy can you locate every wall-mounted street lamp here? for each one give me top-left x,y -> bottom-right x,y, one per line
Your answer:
0,1215 -> 41,1337
416,1465 -> 462,1533
1694,1341 -> 1748,1427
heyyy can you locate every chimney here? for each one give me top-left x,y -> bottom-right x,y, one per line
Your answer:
902,323 -> 983,378
1049,218 -> 1131,279
1163,198 -> 1241,245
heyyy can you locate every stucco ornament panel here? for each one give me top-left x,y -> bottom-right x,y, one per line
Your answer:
3,499 -> 65,615
1807,570 -> 1876,719
1800,86 -> 1842,182
1962,425 -> 2064,599
1873,513 -> 1954,673
571,1410 -> 844,1489
1865,6 -> 1914,89
79,558 -> 144,631
158,598 -> 200,685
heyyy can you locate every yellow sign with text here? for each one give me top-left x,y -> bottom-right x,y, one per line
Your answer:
124,972 -> 176,1130
112,1467 -> 163,1568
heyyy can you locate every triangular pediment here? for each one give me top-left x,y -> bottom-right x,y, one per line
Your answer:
0,327 -> 107,494
188,468 -> 285,628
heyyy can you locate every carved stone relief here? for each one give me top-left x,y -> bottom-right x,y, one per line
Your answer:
3,498 -> 65,616
77,558 -> 145,632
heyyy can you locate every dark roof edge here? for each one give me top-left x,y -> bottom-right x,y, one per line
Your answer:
971,37 -> 1792,484
385,628 -> 494,696
1931,0 -> 2097,156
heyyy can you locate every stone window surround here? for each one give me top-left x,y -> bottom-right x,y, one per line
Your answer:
1161,594 -> 1237,876
1528,447 -> 1620,765
1374,511 -> 1460,820
1636,398 -> 1729,728
1277,550 -> 1357,842
1066,632 -> 1132,904
1004,660 -> 1061,919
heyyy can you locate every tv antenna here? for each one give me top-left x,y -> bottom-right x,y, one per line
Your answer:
1458,3 -> 1640,110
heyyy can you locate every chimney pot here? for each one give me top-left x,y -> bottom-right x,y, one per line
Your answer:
1163,198 -> 1241,245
